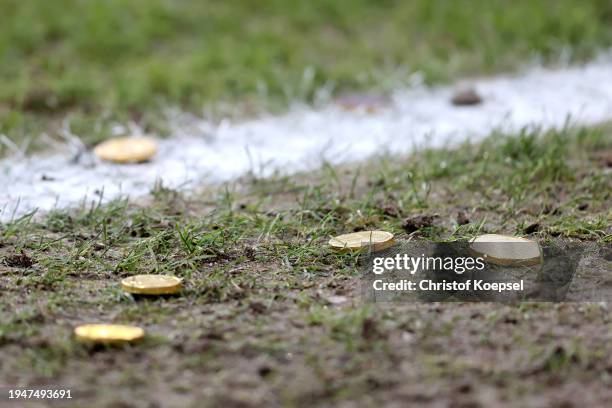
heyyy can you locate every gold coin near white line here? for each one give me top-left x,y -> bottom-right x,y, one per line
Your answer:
93,137 -> 157,163
469,234 -> 542,266
121,274 -> 182,295
74,324 -> 144,345
329,230 -> 395,252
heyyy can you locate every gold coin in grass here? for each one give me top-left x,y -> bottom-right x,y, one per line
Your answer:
121,274 -> 182,295
329,230 -> 395,252
74,324 -> 144,345
469,234 -> 542,266
93,137 -> 157,163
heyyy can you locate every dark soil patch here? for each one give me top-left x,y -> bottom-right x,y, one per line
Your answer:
2,250 -> 34,268
403,214 -> 437,233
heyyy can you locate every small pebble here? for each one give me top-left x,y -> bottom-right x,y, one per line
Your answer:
451,88 -> 482,106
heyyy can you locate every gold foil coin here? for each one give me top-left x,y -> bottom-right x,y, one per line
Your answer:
329,230 -> 395,252
469,234 -> 542,266
74,324 -> 144,345
121,274 -> 182,295
93,137 -> 157,163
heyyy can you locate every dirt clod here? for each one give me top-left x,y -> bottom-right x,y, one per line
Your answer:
3,250 -> 34,268
523,222 -> 540,234
362,317 -> 384,341
381,203 -> 402,218
249,301 -> 267,314
591,150 -> 612,167
456,211 -> 470,225
403,214 -> 436,233
455,382 -> 473,394
451,88 -> 482,106
258,365 -> 273,378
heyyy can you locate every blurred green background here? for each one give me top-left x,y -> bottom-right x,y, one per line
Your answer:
1,0 -> 611,152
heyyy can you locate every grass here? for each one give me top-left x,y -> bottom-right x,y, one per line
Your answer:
0,124 -> 610,406
2,0 -> 612,154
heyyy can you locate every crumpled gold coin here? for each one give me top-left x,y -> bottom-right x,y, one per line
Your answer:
121,274 -> 182,295
469,234 -> 542,266
93,137 -> 157,163
329,230 -> 395,252
74,324 -> 144,345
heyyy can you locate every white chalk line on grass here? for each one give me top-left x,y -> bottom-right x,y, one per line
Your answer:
1,60 -> 612,222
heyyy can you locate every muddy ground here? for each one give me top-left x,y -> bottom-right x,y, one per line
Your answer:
1,127 -> 611,407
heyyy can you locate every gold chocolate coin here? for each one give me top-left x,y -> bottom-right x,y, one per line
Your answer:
329,231 -> 395,253
469,234 -> 542,266
74,324 -> 144,345
93,137 -> 157,163
121,274 -> 182,295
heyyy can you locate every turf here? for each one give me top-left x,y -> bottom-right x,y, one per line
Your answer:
1,125 -> 610,406
2,0 -> 612,154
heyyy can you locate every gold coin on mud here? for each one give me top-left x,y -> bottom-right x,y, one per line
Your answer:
93,137 -> 157,163
329,230 -> 395,253
469,234 -> 542,266
74,324 -> 144,345
121,274 -> 182,295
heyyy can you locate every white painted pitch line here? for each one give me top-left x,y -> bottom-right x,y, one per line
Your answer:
1,60 -> 612,222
